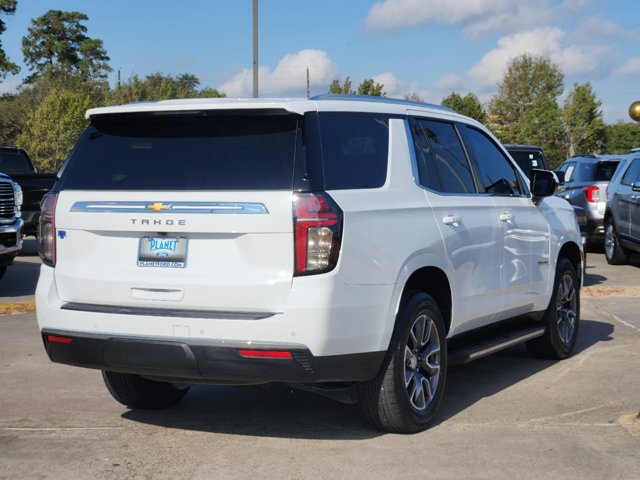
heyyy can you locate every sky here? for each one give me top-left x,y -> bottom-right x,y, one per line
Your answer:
1,0 -> 639,123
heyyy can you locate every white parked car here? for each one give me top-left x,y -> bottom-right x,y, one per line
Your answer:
36,95 -> 583,433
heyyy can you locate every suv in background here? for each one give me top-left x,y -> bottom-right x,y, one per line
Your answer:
604,154 -> 640,264
36,96 -> 583,433
555,155 -> 621,244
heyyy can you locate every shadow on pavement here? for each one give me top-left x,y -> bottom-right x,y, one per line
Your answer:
121,319 -> 613,439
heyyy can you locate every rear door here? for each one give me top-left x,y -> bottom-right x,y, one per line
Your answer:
620,159 -> 640,241
54,111 -> 301,314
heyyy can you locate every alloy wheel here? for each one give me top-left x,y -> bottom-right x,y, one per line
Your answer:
556,273 -> 577,346
404,313 -> 441,411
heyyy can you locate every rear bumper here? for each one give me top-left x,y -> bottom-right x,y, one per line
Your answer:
41,329 -> 385,384
586,218 -> 604,242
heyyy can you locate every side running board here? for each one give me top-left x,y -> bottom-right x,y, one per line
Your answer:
448,326 -> 545,365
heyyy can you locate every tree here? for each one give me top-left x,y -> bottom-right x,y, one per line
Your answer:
404,92 -> 424,102
441,92 -> 486,123
108,72 -> 225,105
604,123 -> 640,154
489,54 -> 564,142
519,96 -> 566,167
0,0 -> 19,78
488,54 -> 566,165
563,82 -> 605,157
357,78 -> 385,96
21,10 -> 111,81
329,76 -> 354,94
17,88 -> 92,172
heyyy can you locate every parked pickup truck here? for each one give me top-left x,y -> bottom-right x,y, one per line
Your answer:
0,146 -> 57,236
0,172 -> 23,280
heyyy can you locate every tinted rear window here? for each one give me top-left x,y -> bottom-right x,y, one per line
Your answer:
0,150 -> 33,174
61,113 -> 300,190
319,115 -> 389,190
563,160 -> 619,183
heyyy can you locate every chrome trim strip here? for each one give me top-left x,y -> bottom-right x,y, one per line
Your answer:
70,201 -> 269,214
61,302 -> 275,320
466,328 -> 545,361
43,327 -> 306,351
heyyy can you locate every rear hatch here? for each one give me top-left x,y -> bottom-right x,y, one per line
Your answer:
53,110 -> 302,314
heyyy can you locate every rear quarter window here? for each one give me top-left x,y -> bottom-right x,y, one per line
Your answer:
318,115 -> 389,190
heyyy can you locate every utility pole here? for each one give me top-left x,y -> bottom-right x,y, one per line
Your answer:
306,67 -> 310,98
252,0 -> 258,98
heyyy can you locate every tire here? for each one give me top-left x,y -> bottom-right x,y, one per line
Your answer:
604,219 -> 630,265
527,258 -> 580,360
358,292 -> 447,433
0,266 -> 6,281
102,371 -> 189,409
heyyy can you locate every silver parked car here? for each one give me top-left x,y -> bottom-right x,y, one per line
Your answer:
555,155 -> 621,244
604,154 -> 640,264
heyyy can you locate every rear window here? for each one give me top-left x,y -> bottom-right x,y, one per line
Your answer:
563,160 -> 619,183
0,149 -> 33,174
318,115 -> 389,190
61,113 -> 300,190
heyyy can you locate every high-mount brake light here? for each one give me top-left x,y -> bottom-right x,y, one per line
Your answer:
583,186 -> 600,203
38,193 -> 58,267
293,192 -> 343,276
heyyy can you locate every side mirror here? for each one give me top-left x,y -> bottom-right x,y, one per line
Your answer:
554,170 -> 566,185
530,169 -> 558,198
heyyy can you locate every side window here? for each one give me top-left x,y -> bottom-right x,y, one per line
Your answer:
410,119 -> 442,191
419,119 -> 476,194
318,115 -> 389,190
622,159 -> 640,186
460,126 -> 522,195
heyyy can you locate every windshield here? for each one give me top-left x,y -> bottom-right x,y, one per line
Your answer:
507,150 -> 546,178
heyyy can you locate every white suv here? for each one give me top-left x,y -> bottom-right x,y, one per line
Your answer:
36,95 -> 583,433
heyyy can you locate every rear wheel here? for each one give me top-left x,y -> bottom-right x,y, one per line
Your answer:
102,371 -> 189,409
604,219 -> 630,265
527,258 -> 580,359
358,292 -> 447,433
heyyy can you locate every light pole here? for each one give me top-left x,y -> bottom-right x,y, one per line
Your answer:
252,0 -> 258,98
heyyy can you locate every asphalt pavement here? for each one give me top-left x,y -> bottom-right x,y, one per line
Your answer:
0,243 -> 638,479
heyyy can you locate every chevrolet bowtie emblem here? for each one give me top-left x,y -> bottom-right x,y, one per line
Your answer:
146,202 -> 171,212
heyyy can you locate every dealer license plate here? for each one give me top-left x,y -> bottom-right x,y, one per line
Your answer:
137,236 -> 187,268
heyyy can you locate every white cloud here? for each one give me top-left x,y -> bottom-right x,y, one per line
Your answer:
365,0 -> 553,39
616,58 -> 640,76
466,27 -> 615,88
372,72 -> 417,97
219,49 -> 338,97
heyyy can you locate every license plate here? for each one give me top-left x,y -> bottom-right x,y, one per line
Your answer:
137,236 -> 187,268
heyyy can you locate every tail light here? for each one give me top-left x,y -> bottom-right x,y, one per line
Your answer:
293,192 -> 343,276
583,186 -> 600,203
38,193 -> 58,267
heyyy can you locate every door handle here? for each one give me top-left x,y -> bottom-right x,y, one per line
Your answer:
443,215 -> 462,227
499,212 -> 514,224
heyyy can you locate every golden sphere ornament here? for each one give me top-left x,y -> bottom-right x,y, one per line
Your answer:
629,101 -> 640,122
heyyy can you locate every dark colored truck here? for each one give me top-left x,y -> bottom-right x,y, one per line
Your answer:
0,147 -> 57,236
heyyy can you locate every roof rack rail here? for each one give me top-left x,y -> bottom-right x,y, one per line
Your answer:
310,94 -> 454,113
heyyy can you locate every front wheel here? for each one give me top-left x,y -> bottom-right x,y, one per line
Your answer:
358,292 -> 447,433
102,371 -> 190,409
604,220 -> 630,265
527,258 -> 580,359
